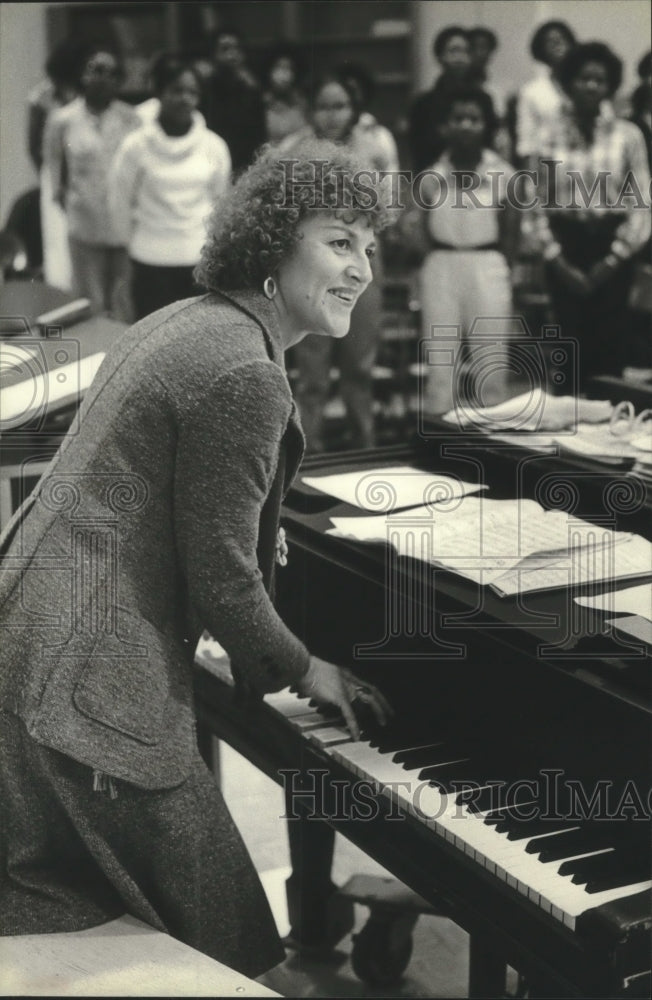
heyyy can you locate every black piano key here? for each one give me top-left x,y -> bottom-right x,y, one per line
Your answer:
525,826 -> 591,856
565,849 -> 649,886
482,792 -> 545,826
370,720 -> 450,753
532,823 -> 636,863
393,742 -> 456,767
560,850 -> 618,882
499,817 -> 573,840
585,857 -> 652,893
456,783 -> 507,814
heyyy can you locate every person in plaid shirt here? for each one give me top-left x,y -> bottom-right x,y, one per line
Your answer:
533,42 -> 651,389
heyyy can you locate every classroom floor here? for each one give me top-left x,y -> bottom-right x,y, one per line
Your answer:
219,740 -> 472,999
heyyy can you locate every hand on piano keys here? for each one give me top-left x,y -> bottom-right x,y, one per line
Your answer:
295,655 -> 394,741
264,686 -> 651,933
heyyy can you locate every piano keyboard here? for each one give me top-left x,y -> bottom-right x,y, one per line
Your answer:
263,687 -> 651,932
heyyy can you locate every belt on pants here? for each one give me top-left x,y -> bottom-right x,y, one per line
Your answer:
428,240 -> 501,252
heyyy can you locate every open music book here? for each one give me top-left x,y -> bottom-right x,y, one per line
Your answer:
327,497 -> 650,595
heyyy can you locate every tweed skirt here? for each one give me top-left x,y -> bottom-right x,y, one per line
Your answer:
0,712 -> 284,978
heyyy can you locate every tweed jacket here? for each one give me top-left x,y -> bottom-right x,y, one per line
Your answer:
0,290 -> 307,789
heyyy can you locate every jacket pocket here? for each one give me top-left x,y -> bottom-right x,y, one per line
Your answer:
72,609 -> 171,745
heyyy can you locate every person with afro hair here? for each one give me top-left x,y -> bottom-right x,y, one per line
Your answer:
534,42 -> 651,387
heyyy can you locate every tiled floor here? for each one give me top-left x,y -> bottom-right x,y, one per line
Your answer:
219,740 -> 470,998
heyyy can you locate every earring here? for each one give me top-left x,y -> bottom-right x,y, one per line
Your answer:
263,276 -> 277,300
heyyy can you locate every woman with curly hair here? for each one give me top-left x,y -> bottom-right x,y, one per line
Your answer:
279,73 -> 399,451
0,141 -> 391,976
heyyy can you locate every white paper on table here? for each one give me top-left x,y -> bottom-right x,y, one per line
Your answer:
574,583 -> 652,621
327,496 -> 633,586
302,465 -> 486,512
0,351 -> 105,429
490,432 -> 556,450
0,342 -> 40,374
491,535 -> 651,597
442,390 -> 612,432
605,614 -> 652,645
553,423 -> 646,462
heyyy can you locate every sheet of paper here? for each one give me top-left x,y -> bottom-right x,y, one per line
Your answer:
0,342 -> 40,374
491,535 -> 651,596
553,423 -> 645,462
605,614 -> 652,646
303,465 -> 486,512
574,583 -> 652,621
443,390 -> 612,432
0,352 -> 105,429
328,496 -> 631,586
490,432 -> 556,451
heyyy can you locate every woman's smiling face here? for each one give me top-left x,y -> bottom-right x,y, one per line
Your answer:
275,213 -> 376,345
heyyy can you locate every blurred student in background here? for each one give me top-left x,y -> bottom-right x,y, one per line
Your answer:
204,28 -> 266,174
630,51 -> 651,167
468,27 -> 512,160
626,51 -> 652,376
28,38 -> 81,290
44,43 -> 139,318
534,42 -> 651,388
417,87 -> 519,415
408,26 -> 472,173
263,44 -> 307,146
110,55 -> 231,320
338,61 -> 400,173
516,20 -> 576,163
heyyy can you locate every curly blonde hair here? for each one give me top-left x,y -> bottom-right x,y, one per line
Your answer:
196,139 -> 391,292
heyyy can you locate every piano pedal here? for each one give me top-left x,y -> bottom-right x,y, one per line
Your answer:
337,874 -> 446,987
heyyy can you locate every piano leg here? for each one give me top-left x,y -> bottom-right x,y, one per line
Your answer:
468,936 -> 507,999
196,728 -> 222,787
285,795 -> 354,948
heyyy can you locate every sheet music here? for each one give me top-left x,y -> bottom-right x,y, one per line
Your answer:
0,352 -> 105,429
303,465 -> 486,511
491,536 -> 651,597
328,497 -> 633,586
574,583 -> 652,621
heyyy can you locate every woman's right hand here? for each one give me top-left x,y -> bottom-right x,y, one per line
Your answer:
295,656 -> 393,741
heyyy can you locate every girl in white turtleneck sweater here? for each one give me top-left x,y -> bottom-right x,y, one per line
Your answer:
110,56 -> 231,320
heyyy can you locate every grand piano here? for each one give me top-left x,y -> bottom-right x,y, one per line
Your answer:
194,420 -> 651,998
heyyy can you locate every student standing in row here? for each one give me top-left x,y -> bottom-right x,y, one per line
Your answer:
515,20 -> 576,163
44,44 -> 139,318
110,56 -> 231,320
418,87 -> 520,415
534,43 -> 651,389
408,26 -> 473,173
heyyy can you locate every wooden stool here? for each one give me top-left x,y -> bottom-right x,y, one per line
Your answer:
0,914 -> 280,997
